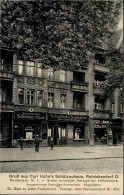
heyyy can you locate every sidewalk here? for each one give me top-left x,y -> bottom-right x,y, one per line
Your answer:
0,145 -> 123,162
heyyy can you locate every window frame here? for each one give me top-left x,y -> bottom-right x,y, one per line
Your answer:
18,88 -> 24,104
27,89 -> 35,105
48,93 -> 54,108
48,67 -> 53,80
26,61 -> 35,76
37,62 -> 43,77
37,90 -> 43,106
18,60 -> 24,74
60,94 -> 66,109
120,101 -> 123,113
111,101 -> 115,113
60,70 -> 66,82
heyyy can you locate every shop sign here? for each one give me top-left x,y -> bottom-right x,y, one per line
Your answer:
75,128 -> 81,132
49,114 -> 88,122
25,126 -> 34,131
15,112 -> 46,120
68,111 -> 88,115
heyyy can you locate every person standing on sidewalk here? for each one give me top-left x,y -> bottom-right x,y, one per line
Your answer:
50,137 -> 54,150
19,137 -> 23,150
35,135 -> 40,152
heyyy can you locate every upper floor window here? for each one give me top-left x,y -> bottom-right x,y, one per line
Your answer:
48,67 -> 53,79
37,90 -> 43,106
1,50 -> 13,71
94,74 -> 105,86
73,71 -> 85,84
37,62 -> 43,77
18,88 -> 24,104
120,102 -> 123,113
60,94 -> 66,109
48,93 -> 54,108
95,102 -> 104,110
111,101 -> 115,113
27,89 -> 34,105
73,93 -> 85,110
26,61 -> 35,76
18,60 -> 24,74
60,70 -> 66,82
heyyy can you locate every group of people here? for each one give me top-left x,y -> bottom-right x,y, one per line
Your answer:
19,136 -> 54,152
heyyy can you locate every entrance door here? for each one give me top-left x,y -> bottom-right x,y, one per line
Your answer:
53,127 -> 58,145
94,128 -> 107,144
113,129 -> 116,145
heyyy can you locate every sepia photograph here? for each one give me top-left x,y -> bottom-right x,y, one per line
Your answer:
0,0 -> 123,194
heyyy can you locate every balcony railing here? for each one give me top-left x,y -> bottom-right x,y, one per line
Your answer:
0,70 -> 14,80
94,109 -> 110,113
71,82 -> 88,92
69,109 -> 89,116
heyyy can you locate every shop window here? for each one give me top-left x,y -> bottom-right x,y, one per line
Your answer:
26,132 -> 33,139
120,102 -> 123,113
48,128 -> 51,137
60,70 -> 66,82
74,126 -> 84,139
111,101 -> 115,113
48,67 -> 53,79
58,127 -> 66,138
62,128 -> 65,137
42,124 -> 47,139
18,60 -> 24,74
26,61 -> 35,76
58,127 -> 61,139
60,94 -> 66,109
27,89 -> 34,105
73,93 -> 85,110
37,62 -> 43,77
48,93 -> 54,108
18,88 -> 24,104
37,90 -> 43,106
94,128 -> 107,143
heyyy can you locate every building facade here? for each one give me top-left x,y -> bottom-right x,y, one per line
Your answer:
0,43 -> 123,147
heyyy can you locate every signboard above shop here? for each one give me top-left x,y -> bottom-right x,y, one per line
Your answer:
15,112 -> 46,120
48,114 -> 88,122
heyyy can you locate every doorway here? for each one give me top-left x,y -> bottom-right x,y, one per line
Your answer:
53,127 -> 58,145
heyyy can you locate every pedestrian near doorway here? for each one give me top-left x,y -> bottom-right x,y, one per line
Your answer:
19,137 -> 23,150
50,137 -> 54,150
35,135 -> 40,152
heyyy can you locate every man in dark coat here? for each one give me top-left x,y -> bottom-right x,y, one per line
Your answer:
19,137 -> 23,150
35,135 -> 40,152
50,137 -> 54,150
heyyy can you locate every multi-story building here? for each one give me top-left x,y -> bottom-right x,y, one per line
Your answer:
0,30 -> 123,147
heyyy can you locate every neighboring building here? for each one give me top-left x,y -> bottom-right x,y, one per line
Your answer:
0,30 -> 123,147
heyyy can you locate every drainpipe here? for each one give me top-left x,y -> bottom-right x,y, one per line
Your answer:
12,113 -> 14,147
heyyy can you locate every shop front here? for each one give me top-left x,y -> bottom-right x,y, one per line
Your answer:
13,112 -> 47,147
94,120 -> 108,145
94,119 -> 123,146
48,113 -> 89,146
112,121 -> 123,145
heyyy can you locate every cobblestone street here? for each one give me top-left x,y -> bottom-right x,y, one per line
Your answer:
1,157 -> 123,173
0,146 -> 123,173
